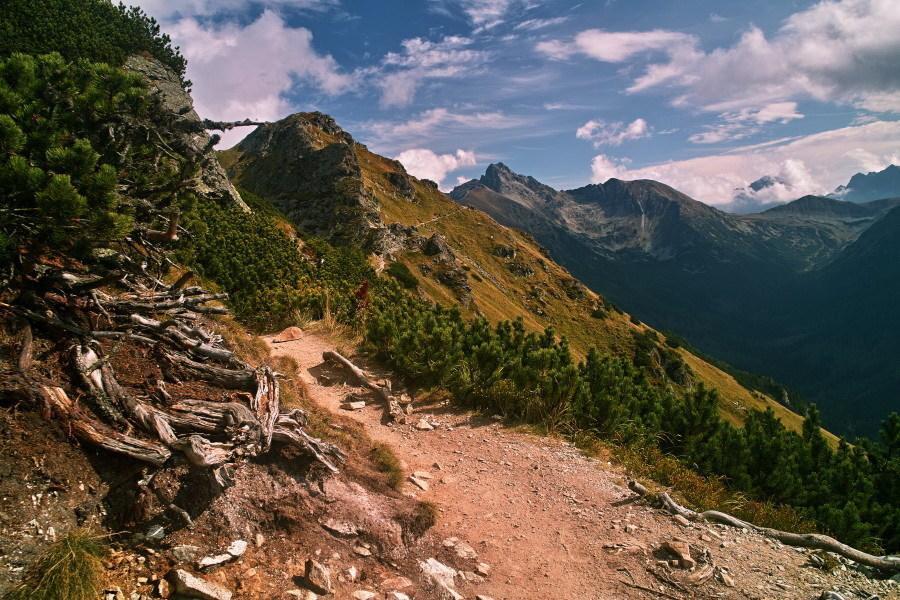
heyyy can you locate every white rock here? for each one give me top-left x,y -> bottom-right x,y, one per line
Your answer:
412,470 -> 433,479
197,553 -> 233,569
409,475 -> 430,491
168,569 -> 232,600
388,593 -> 410,600
226,540 -> 247,557
343,401 -> 366,411
452,541 -> 477,560
303,559 -> 332,595
321,518 -> 358,537
415,419 -> 434,431
420,557 -> 457,589
352,592 -> 376,600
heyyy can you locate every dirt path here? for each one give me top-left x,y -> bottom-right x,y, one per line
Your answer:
265,330 -> 898,600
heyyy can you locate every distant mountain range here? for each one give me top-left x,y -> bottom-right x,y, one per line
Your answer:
831,164 -> 900,203
451,163 -> 900,435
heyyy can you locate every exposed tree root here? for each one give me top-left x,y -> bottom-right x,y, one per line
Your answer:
627,479 -> 900,573
5,259 -> 344,496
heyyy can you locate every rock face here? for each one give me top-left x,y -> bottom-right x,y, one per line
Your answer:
124,55 -> 248,212
226,112 -> 382,248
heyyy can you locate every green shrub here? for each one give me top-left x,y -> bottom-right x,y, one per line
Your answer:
0,52 -> 192,270
0,0 -> 189,87
386,261 -> 418,289
364,280 -> 900,552
176,197 -> 372,330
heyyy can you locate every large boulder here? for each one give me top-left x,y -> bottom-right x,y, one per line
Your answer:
124,55 -> 248,211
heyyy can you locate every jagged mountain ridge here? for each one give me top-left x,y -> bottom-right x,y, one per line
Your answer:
219,112 -> 820,438
450,163 -> 900,435
831,163 -> 900,203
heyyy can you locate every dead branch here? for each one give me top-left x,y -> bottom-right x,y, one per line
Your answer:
200,118 -> 267,131
626,479 -> 900,573
323,350 -> 406,423
17,322 -> 33,373
37,386 -> 171,465
145,212 -> 180,243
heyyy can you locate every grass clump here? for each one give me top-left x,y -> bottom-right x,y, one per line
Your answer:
4,530 -> 106,600
371,442 -> 404,490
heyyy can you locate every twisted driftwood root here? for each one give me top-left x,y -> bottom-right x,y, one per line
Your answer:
9,267 -> 344,486
323,350 -> 406,424
626,479 -> 900,573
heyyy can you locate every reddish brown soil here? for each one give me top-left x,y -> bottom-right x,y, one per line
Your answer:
266,329 -> 900,600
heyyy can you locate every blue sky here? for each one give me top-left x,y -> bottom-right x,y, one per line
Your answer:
136,0 -> 900,207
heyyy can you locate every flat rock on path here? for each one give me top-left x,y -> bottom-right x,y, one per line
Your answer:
265,330 -> 900,600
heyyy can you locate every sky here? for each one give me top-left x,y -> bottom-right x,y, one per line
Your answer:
134,0 -> 900,208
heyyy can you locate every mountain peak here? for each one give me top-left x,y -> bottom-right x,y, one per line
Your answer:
830,163 -> 900,203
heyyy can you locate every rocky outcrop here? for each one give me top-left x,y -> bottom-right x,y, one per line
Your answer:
124,55 -> 249,211
226,112 -> 382,247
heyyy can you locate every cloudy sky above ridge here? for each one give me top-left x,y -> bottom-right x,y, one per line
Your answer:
135,0 -> 900,207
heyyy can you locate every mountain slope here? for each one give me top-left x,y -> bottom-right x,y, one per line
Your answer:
220,113 -> 818,437
770,206 -> 900,434
450,164 -> 900,435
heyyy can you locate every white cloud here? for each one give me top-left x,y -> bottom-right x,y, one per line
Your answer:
540,0 -> 900,115
577,118 -> 649,147
590,154 -> 631,183
135,0 -> 338,19
396,148 -> 477,188
377,36 -> 488,107
514,17 -> 568,31
459,0 -> 513,30
164,11 -> 354,147
588,120 -> 900,205
537,28 -> 696,63
543,102 -> 591,111
689,102 -> 804,144
361,107 -> 523,150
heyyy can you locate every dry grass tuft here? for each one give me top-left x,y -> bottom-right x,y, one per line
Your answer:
371,442 -> 404,490
3,530 -> 106,600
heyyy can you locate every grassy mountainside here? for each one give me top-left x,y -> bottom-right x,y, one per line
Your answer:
220,113 -> 827,441
451,163 -> 900,436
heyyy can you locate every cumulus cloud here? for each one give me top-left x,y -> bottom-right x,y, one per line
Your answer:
377,36 -> 488,107
577,118 -> 649,147
590,154 -> 632,183
163,10 -> 354,147
588,120 -> 900,205
540,0 -> 900,115
396,148 -> 477,188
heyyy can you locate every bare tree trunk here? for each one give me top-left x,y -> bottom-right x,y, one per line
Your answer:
323,350 -> 406,423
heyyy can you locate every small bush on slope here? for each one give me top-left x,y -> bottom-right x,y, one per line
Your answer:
175,197 -> 373,331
